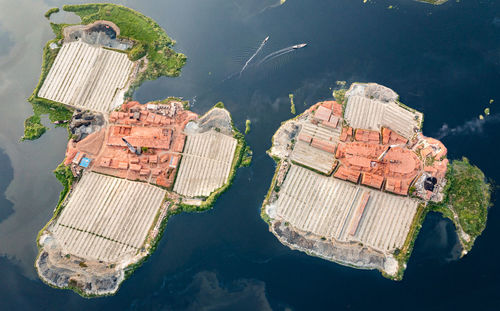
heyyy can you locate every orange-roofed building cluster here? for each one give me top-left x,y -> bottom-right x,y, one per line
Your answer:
298,101 -> 344,155
64,100 -> 198,188
354,129 -> 380,143
312,101 -> 343,129
417,134 -> 449,182
339,126 -> 353,142
292,99 -> 450,198
307,100 -> 343,117
382,128 -> 408,145
334,140 -> 421,195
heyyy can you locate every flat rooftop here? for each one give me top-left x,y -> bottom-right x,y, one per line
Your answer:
38,41 -> 134,113
52,171 -> 166,262
274,165 -> 418,253
65,101 -> 197,188
173,130 -> 237,197
343,84 -> 423,139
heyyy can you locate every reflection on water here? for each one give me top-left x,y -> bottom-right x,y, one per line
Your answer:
0,26 -> 13,56
47,10 -> 81,25
130,271 -> 273,311
412,212 -> 462,264
0,148 -> 13,222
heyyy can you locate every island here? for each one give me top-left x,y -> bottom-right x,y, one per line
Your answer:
261,82 -> 491,280
30,4 -> 250,297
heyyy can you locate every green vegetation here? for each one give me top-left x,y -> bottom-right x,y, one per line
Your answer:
53,163 -> 76,214
36,161 -> 76,247
390,204 -> 427,280
245,119 -> 251,134
333,88 -> 347,116
23,97 -> 73,141
390,158 -> 490,279
24,20 -> 72,141
44,7 -> 59,19
484,107 -> 490,116
260,160 -> 283,225
430,158 -> 491,251
289,94 -> 296,114
123,197 -> 173,280
448,158 -> 490,237
241,145 -> 253,167
128,42 -> 147,61
175,103 -> 251,214
22,115 -> 46,141
63,4 -> 186,83
149,96 -> 189,109
27,4 -> 187,141
78,261 -> 88,268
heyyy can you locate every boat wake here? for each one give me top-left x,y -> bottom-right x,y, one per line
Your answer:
257,44 -> 304,65
240,36 -> 269,76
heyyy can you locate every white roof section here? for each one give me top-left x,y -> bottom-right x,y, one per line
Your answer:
38,41 -> 134,113
173,131 -> 237,197
344,83 -> 423,139
53,172 -> 165,262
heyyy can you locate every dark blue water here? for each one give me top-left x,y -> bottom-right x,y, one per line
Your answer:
0,0 -> 499,310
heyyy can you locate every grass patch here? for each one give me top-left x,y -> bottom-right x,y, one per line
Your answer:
28,4 -> 187,141
22,115 -> 46,141
289,94 -> 296,114
23,97 -> 73,141
241,145 -> 253,167
44,7 -> 59,19
53,163 -> 76,214
430,157 -> 491,251
63,3 -> 186,83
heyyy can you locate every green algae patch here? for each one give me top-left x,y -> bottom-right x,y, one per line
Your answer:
289,94 -> 296,114
245,119 -> 251,134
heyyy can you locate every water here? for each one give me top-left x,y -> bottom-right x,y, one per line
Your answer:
0,0 -> 499,309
